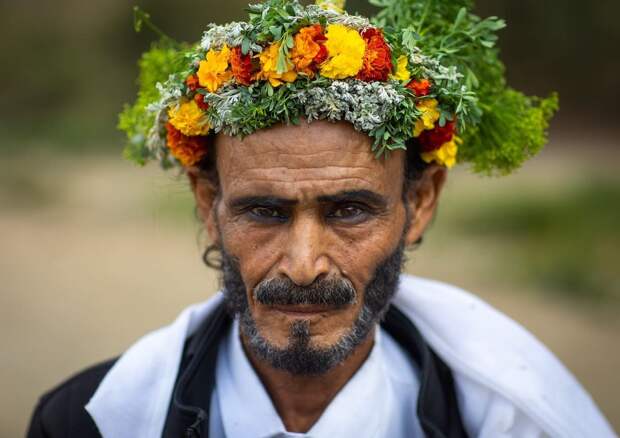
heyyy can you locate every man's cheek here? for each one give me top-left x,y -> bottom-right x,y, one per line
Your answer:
223,235 -> 281,292
336,240 -> 396,290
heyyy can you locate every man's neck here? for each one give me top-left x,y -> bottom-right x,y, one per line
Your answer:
240,328 -> 376,433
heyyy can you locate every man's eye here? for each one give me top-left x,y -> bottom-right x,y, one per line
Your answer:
249,206 -> 286,220
329,205 -> 366,220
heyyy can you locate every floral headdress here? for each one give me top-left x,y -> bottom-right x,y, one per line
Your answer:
120,0 -> 558,174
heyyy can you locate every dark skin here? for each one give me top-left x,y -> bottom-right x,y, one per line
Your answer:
188,119 -> 446,432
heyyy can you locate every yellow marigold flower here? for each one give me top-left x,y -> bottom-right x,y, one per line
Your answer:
421,136 -> 461,169
390,55 -> 411,82
413,99 -> 440,137
320,24 -> 365,80
167,99 -> 211,137
197,45 -> 232,93
256,42 -> 298,87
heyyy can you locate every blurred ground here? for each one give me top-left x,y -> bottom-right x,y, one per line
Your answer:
1,132 -> 618,436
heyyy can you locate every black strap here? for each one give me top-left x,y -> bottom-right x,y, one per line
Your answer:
163,303 -> 229,438
163,302 -> 468,437
382,306 -> 468,438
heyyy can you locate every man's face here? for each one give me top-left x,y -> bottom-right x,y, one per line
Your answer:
193,120 -> 439,374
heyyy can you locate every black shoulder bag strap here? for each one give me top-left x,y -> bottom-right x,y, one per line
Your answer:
382,305 -> 469,438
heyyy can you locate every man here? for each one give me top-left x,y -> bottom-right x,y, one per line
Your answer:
28,0 -> 615,436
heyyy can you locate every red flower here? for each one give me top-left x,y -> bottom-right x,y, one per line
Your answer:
231,46 -> 254,86
418,121 -> 456,152
185,74 -> 200,92
406,79 -> 432,96
357,28 -> 392,82
193,93 -> 210,111
314,43 -> 328,65
310,25 -> 328,65
165,123 -> 208,167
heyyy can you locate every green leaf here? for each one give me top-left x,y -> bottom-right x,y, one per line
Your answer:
452,8 -> 467,31
270,26 -> 283,40
241,37 -> 251,55
285,34 -> 294,49
133,6 -> 147,33
118,41 -> 187,166
275,34 -> 293,74
131,6 -> 179,47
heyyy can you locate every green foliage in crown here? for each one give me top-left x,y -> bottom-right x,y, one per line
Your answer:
119,0 -> 558,174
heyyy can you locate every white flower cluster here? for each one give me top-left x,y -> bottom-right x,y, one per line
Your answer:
410,47 -> 463,86
146,108 -> 170,163
296,80 -> 404,132
305,5 -> 370,30
203,86 -> 245,135
147,76 -> 184,113
200,22 -> 262,53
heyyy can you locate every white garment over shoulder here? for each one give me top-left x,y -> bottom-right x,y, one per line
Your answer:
85,274 -> 617,438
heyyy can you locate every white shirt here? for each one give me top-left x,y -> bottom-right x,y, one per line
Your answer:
208,318 -> 425,438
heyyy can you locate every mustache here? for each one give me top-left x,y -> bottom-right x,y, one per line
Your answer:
253,277 -> 357,307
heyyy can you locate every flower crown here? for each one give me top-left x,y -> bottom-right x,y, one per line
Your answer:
120,0 -> 558,174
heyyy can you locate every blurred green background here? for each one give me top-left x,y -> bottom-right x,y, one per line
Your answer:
1,0 -> 619,436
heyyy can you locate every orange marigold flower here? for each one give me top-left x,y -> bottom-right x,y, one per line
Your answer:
290,24 -> 328,76
165,123 -> 208,167
230,46 -> 254,86
186,74 -> 200,92
356,28 -> 392,82
193,93 -> 210,111
407,78 -> 432,96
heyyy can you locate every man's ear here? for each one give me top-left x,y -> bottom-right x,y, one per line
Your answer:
187,167 -> 220,245
403,164 -> 447,246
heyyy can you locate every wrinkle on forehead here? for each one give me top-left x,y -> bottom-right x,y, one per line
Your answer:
215,120 -> 405,199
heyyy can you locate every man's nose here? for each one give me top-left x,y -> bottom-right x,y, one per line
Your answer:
277,213 -> 331,286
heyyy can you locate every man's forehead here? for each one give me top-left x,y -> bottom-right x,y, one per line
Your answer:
214,120 -> 404,199
218,121 -> 376,170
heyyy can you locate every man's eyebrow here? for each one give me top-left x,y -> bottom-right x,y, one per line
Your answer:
317,190 -> 388,209
228,195 -> 298,210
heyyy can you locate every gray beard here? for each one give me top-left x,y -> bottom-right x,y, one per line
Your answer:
220,240 -> 405,375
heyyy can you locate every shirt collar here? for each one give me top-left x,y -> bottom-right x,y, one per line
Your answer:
216,319 -> 285,437
216,319 -> 395,438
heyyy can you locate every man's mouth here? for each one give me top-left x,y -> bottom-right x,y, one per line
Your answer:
269,304 -> 344,316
